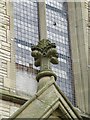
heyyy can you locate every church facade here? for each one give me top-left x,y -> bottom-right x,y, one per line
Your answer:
0,0 -> 90,119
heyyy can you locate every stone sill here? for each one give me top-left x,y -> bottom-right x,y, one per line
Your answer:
0,88 -> 30,105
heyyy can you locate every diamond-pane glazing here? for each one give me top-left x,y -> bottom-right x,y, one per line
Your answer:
13,1 -> 38,67
13,1 -> 38,95
13,1 -> 76,105
46,1 -> 75,105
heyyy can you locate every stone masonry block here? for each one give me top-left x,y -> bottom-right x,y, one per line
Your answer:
0,23 -> 9,30
0,29 -> 6,37
0,0 -> 6,5
0,56 -> 10,62
38,85 -> 60,106
0,67 -> 7,73
0,82 -> 3,86
0,78 -> 3,82
0,72 -> 7,77
0,36 -> 7,42
1,62 -> 7,69
0,49 -> 10,56
0,12 -> 9,25
0,25 -> 6,30
0,8 -> 6,14
2,45 -> 11,52
0,106 -> 9,112
0,52 -> 10,60
0,70 -> 7,75
2,41 -> 10,48
0,41 -> 1,48
4,77 -> 10,88
1,59 -> 7,64
0,110 -> 9,116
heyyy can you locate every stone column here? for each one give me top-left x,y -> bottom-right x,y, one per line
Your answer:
36,1 -> 57,90
38,1 -> 47,40
68,1 -> 89,114
88,1 -> 90,114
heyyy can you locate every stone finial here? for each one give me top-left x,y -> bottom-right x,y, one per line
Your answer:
31,39 -> 58,82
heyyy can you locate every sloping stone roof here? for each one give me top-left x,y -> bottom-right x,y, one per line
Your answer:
9,77 -> 82,120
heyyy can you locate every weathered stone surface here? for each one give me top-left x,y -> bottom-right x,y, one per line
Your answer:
10,78 -> 82,119
0,1 -> 16,113
0,53 -> 10,60
0,29 -> 6,37
0,49 -> 10,56
68,2 -> 89,114
31,39 -> 58,81
0,0 -> 10,85
0,99 -> 21,118
38,85 -> 60,105
0,0 -> 6,5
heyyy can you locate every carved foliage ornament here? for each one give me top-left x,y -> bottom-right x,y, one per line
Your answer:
31,39 -> 58,67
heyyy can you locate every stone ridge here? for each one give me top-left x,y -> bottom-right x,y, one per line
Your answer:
9,76 -> 82,119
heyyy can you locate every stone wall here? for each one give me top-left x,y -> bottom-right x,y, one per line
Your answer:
0,0 -> 90,119
0,99 -> 21,119
0,0 -> 18,119
88,1 -> 90,115
0,0 -> 10,87
0,0 -> 16,89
